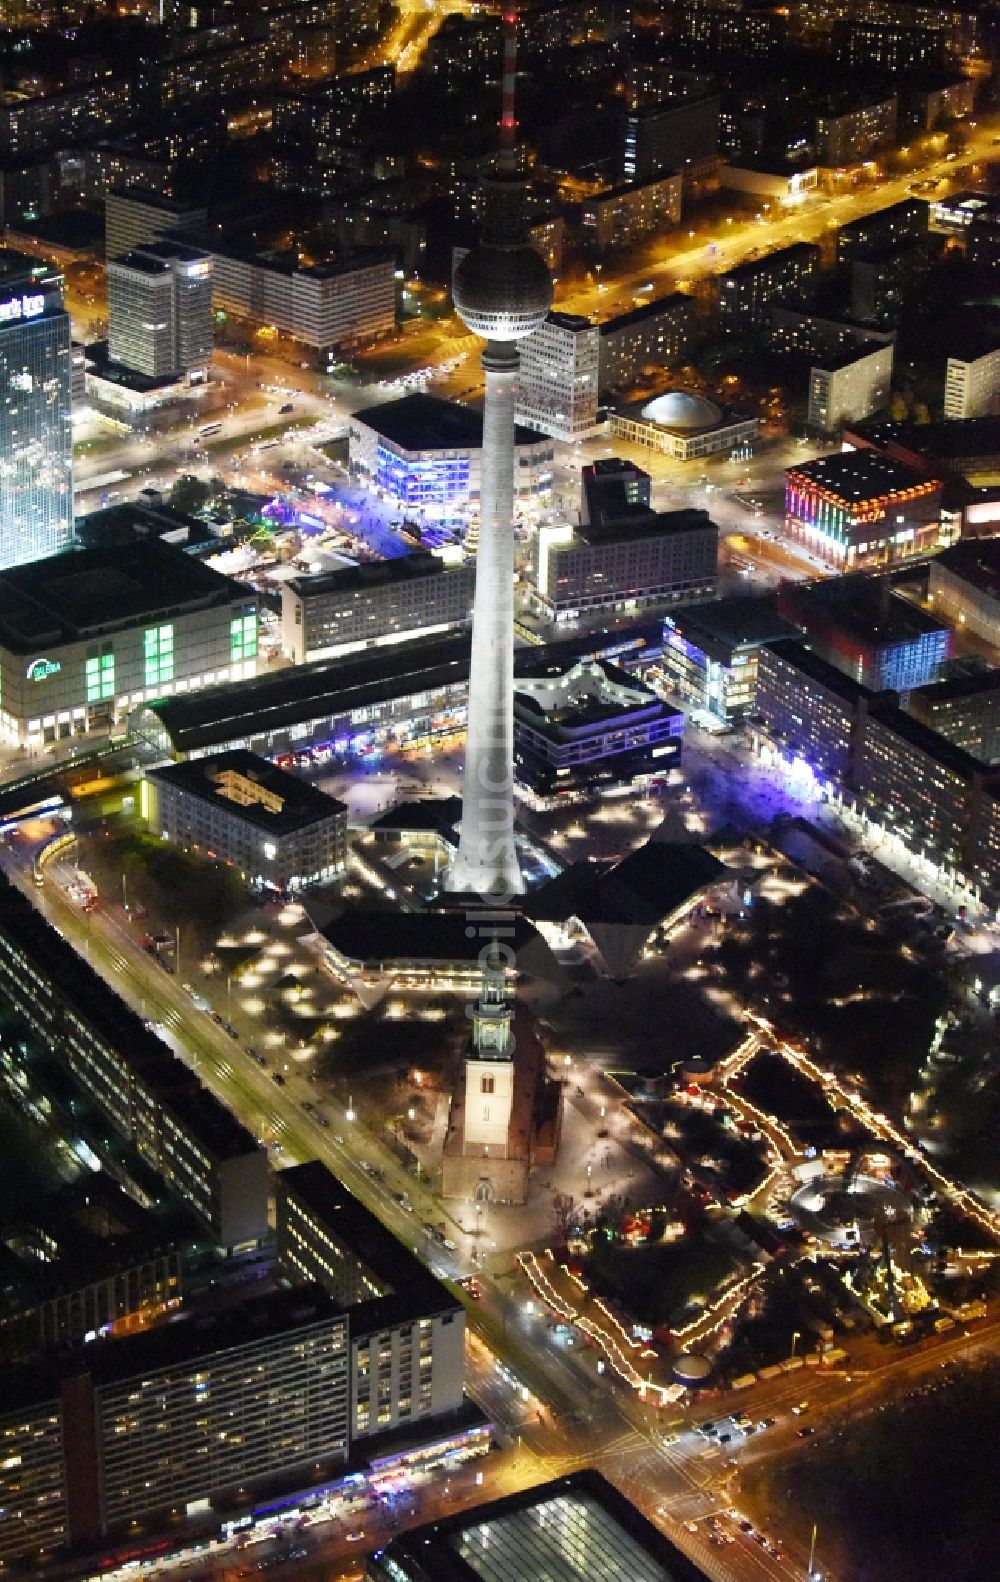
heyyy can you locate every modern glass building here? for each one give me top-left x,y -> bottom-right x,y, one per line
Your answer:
0,248 -> 73,570
367,1470 -> 712,1582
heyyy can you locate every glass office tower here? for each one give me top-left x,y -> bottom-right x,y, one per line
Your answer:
0,249 -> 73,570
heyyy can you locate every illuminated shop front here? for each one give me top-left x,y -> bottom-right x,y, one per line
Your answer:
784,452 -> 942,571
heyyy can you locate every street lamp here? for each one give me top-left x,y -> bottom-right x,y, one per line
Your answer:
346,1094 -> 355,1122
790,1329 -> 801,1357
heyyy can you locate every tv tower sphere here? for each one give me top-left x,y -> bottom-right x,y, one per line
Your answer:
452,203 -> 553,341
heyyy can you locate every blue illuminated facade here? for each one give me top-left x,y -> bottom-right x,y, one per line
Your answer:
375,444 -> 471,510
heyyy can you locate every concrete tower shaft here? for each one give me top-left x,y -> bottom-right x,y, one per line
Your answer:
448,339 -> 523,897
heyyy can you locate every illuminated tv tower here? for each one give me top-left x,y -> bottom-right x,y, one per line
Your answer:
446,9 -> 552,898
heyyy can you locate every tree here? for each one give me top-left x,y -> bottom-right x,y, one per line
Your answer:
169,474 -> 211,516
551,1192 -> 578,1250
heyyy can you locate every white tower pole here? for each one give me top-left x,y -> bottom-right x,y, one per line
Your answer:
449,337 -> 522,897
446,7 -> 551,899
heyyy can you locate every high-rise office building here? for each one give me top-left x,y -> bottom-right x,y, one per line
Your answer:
446,16 -> 552,897
104,186 -> 207,262
0,248 -> 73,570
107,241 -> 213,381
516,311 -> 599,440
943,340 -> 1000,419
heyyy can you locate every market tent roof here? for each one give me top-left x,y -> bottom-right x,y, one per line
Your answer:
526,838 -> 727,928
524,832 -> 730,976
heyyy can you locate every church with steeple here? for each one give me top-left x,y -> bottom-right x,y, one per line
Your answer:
441,948 -> 562,1205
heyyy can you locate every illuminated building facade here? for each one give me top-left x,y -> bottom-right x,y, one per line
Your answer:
275,1164 -> 465,1443
778,574 -> 950,691
532,507 -> 718,621
659,596 -> 798,727
281,553 -> 475,662
580,173 -> 682,252
754,639 -> 1000,897
516,312 -> 599,440
107,241 -> 213,382
349,392 -> 552,519
907,671 -> 1000,766
807,342 -> 894,436
0,539 -> 259,747
0,872 -> 269,1249
208,243 -> 396,357
718,243 -> 821,330
620,91 -> 720,183
0,1397 -> 67,1566
598,294 -> 695,393
0,1289 -> 349,1560
814,95 -> 897,166
784,452 -> 941,570
0,249 -> 73,571
513,655 -> 683,802
836,198 -> 928,264
944,343 -> 1000,420
104,186 -> 207,261
143,749 -> 348,890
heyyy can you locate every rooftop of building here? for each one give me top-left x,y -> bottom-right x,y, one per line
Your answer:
666,595 -> 798,657
142,632 -> 473,754
0,1173 -> 198,1323
811,340 -> 893,372
2,1284 -> 342,1411
638,390 -> 723,431
317,908 -> 548,968
582,460 -> 652,527
287,551 -> 462,600
598,292 -> 692,337
207,237 -> 392,280
373,1468 -> 713,1582
368,796 -> 463,836
0,246 -> 57,289
721,242 -> 820,282
586,171 -> 681,203
147,750 -> 347,835
780,574 -> 950,645
563,507 -> 717,549
108,185 -> 206,214
351,391 -> 546,452
786,449 -> 936,503
0,540 -> 251,652
140,624 -> 664,759
0,872 -> 261,1164
838,196 -> 927,234
909,668 -> 1000,706
76,500 -> 210,549
111,240 -> 211,271
932,536 -> 1000,597
109,249 -> 175,277
544,311 -> 594,332
514,656 -> 667,731
846,414 -> 1000,463
277,1162 -> 460,1332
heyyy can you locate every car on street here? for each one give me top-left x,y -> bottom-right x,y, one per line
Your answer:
272,1072 -> 286,1086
